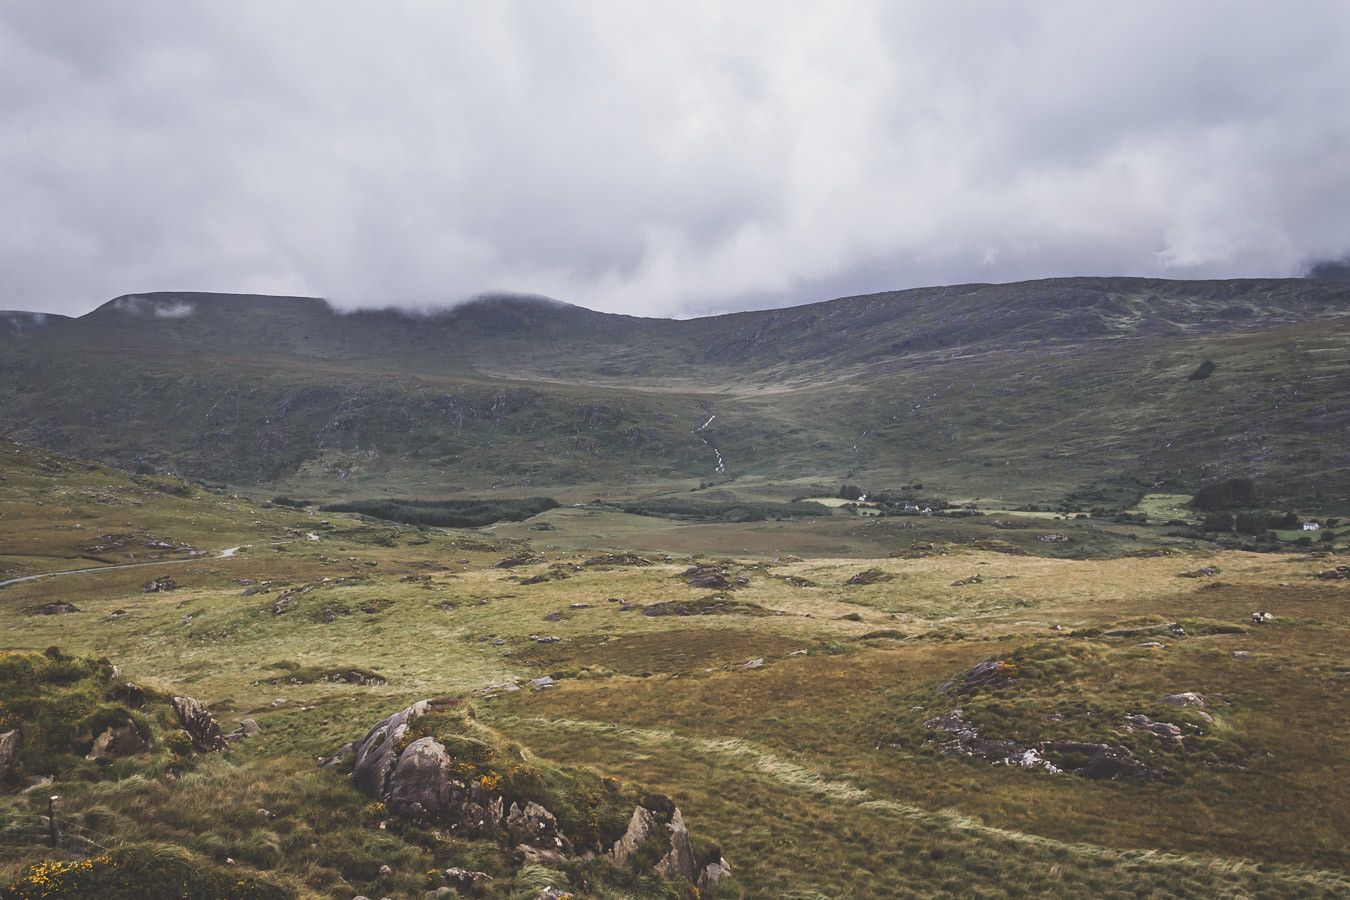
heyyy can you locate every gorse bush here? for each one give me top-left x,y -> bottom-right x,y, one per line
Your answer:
0,845 -> 294,900
319,496 -> 559,527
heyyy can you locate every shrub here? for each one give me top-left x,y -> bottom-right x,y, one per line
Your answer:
320,496 -> 559,528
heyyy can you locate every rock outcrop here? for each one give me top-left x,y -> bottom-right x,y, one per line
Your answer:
326,700 -> 731,891
171,695 -> 227,752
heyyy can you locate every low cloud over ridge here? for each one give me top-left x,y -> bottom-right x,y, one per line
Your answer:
3,2 -> 1350,317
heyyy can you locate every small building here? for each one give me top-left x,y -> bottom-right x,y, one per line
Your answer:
1302,522 -> 1320,531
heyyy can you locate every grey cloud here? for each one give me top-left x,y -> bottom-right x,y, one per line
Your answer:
3,1 -> 1350,318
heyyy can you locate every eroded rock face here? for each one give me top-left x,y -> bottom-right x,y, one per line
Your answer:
171,695 -> 227,752
329,701 -> 731,891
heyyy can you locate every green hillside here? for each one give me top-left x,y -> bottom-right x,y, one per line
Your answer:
1,278 -> 1346,508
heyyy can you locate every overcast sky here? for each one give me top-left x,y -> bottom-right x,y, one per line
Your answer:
4,2 -> 1350,318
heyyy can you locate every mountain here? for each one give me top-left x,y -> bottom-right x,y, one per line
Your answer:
1,278 -> 1347,507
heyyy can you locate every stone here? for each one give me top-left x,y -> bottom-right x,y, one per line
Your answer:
1251,611 -> 1274,625
1178,566 -> 1220,578
85,724 -> 148,761
943,658 -> 1016,692
845,567 -> 892,586
26,601 -> 80,615
741,657 -> 764,669
505,800 -> 570,852
1124,714 -> 1184,742
441,868 -> 490,892
1160,692 -> 1205,708
607,805 -> 658,865
529,634 -> 561,644
142,576 -> 180,592
1232,650 -> 1252,659
1137,641 -> 1165,649
224,719 -> 262,742
0,729 -> 22,775
529,676 -> 556,690
171,695 -> 227,752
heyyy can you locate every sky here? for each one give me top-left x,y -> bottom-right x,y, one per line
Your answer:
4,1 -> 1350,318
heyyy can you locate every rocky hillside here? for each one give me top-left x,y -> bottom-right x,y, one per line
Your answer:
1,279 -> 1346,506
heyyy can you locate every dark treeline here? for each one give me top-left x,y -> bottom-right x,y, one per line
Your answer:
614,498 -> 831,523
320,496 -> 559,527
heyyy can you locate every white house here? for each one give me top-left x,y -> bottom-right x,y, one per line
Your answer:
1302,521 -> 1320,531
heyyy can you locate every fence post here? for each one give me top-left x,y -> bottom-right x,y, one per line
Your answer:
47,795 -> 59,849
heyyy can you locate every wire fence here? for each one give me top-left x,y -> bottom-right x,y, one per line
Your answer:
0,810 -> 113,855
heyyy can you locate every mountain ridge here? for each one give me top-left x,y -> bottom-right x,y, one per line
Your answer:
2,276 -> 1346,507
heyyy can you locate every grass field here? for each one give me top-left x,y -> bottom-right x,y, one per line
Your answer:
1,440 -> 1346,897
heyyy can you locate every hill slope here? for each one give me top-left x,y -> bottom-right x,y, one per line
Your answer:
1,278 -> 1347,507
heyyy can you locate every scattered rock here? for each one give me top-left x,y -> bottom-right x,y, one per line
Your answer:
1232,650 -> 1252,659
951,574 -> 984,587
1178,566 -> 1220,578
845,568 -> 893,586
640,596 -> 777,617
942,658 -> 1017,693
271,590 -> 300,616
582,553 -> 652,567
142,576 -> 180,593
1251,611 -> 1274,625
529,634 -> 561,644
1037,534 -> 1070,543
1124,714 -> 1185,742
926,710 -> 1163,780
529,676 -> 556,690
741,657 -> 764,669
1137,641 -> 1165,649
25,601 -> 80,615
542,611 -> 565,622
568,602 -> 592,609
171,695 -> 227,752
328,700 -> 730,890
224,719 -> 261,742
1313,565 -> 1348,580
494,554 -> 542,569
1160,692 -> 1205,708
441,868 -> 490,892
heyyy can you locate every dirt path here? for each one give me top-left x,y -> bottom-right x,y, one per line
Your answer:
0,545 -> 251,589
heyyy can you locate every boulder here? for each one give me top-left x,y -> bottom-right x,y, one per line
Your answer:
608,805 -> 658,865
387,738 -> 461,820
1160,692 -> 1205,708
171,696 -> 227,752
25,601 -> 80,616
1251,611 -> 1274,625
441,868 -> 490,892
224,718 -> 261,742
142,576 -> 180,593
942,658 -> 1016,693
505,800 -> 570,853
0,729 -> 22,775
85,724 -> 148,761
845,568 -> 892,586
1124,714 -> 1184,743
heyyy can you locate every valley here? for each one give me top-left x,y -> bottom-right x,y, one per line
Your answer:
0,278 -> 1346,897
